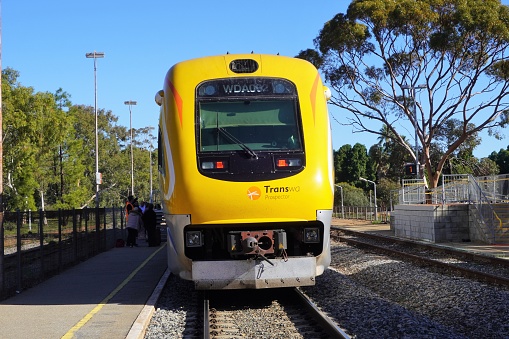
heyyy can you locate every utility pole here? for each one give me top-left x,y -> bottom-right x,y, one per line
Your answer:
0,0 -> 5,291
402,84 -> 426,178
360,177 -> 377,220
124,101 -> 137,196
85,51 -> 105,208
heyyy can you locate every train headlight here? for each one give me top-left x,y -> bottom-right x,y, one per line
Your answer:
229,59 -> 259,73
204,85 -> 216,96
186,231 -> 203,247
272,80 -> 294,94
303,228 -> 320,243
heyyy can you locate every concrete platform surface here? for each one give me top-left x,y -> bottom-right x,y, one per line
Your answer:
0,242 -> 169,339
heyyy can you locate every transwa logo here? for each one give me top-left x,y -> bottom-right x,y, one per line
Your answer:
247,186 -> 261,200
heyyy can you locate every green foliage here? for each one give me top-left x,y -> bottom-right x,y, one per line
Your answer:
370,125 -> 413,181
302,0 -> 509,188
376,177 -> 400,210
2,68 -> 157,211
489,148 -> 509,174
316,13 -> 372,56
334,182 -> 368,207
334,143 -> 372,184
333,120 -> 499,209
295,49 -> 324,69
487,60 -> 509,81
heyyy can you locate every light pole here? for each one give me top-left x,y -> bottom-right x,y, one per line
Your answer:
402,84 -> 426,178
86,51 -> 105,208
360,177 -> 377,220
334,184 -> 344,219
124,101 -> 137,196
149,145 -> 153,203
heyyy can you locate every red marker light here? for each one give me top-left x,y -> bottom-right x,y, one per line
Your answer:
277,159 -> 288,167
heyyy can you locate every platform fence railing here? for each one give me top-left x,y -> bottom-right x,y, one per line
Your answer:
0,207 -> 126,300
332,205 -> 390,223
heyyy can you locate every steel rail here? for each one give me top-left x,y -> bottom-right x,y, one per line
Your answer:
292,287 -> 351,339
332,227 -> 509,266
203,291 -> 210,339
332,230 -> 509,288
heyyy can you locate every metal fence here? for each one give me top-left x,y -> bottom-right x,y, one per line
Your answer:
0,207 -> 126,300
333,205 -> 390,223
399,178 -> 427,204
398,174 -> 509,205
440,174 -> 502,243
474,174 -> 509,203
440,174 -> 472,203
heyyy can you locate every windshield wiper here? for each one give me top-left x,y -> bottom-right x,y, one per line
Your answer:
218,127 -> 258,159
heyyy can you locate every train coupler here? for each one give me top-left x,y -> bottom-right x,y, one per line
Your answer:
227,229 -> 287,257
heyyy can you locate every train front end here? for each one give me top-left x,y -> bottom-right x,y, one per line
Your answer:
156,54 -> 334,289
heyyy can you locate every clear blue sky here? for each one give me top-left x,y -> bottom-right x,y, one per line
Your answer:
3,0 -> 509,158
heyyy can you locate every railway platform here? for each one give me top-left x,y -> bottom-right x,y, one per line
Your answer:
0,240 -> 169,339
332,218 -> 509,259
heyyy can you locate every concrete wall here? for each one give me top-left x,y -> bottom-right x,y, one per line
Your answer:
391,204 -> 470,243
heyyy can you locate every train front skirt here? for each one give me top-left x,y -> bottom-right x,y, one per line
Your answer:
192,256 -> 316,289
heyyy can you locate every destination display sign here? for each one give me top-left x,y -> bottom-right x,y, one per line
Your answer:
197,78 -> 296,98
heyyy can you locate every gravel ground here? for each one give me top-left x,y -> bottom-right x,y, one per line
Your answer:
144,274 -> 198,338
332,228 -> 509,279
145,240 -> 509,338
302,241 -> 509,338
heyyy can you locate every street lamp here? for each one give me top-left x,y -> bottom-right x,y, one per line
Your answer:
334,184 -> 344,219
402,84 -> 426,178
149,148 -> 152,203
86,51 -> 105,208
124,100 -> 137,196
149,144 -> 154,203
359,177 -> 377,220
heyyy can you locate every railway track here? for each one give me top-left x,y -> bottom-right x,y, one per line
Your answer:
199,288 -> 349,339
331,226 -> 509,287
147,230 -> 509,338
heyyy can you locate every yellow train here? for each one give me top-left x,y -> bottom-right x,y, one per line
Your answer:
155,54 -> 334,289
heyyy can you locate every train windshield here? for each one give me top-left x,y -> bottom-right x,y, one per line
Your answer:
197,79 -> 303,153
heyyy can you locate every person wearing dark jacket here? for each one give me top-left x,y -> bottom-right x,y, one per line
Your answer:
142,203 -> 158,247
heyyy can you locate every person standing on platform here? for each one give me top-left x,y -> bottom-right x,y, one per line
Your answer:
142,203 -> 158,246
139,201 -> 147,240
125,195 -> 135,223
126,205 -> 144,247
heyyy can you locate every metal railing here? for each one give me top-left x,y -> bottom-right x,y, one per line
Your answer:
397,174 -> 509,206
441,174 -> 471,203
474,174 -> 509,203
441,174 -> 502,243
399,179 -> 427,204
0,207 -> 126,300
333,205 -> 390,223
